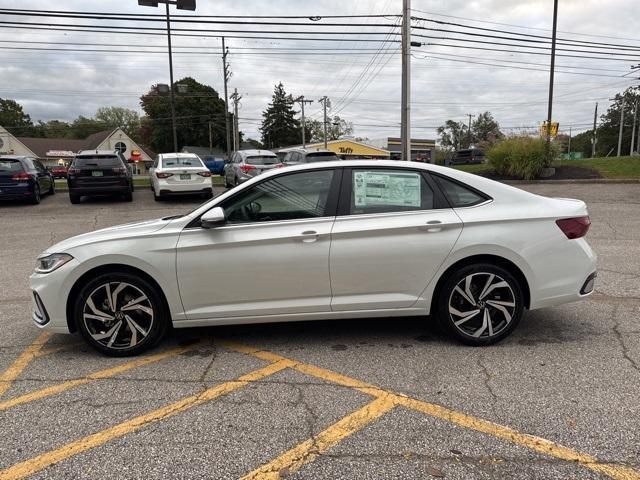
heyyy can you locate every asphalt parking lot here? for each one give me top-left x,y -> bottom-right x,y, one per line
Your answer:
0,183 -> 639,480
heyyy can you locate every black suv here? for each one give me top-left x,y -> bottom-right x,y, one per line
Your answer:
0,155 -> 55,204
67,150 -> 134,204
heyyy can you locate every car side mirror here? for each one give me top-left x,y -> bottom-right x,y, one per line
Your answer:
200,207 -> 225,228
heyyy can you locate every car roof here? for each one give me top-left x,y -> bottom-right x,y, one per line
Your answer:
0,155 -> 31,160
237,149 -> 277,157
76,150 -> 119,156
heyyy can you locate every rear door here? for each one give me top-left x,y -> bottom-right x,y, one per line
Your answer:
329,167 -> 463,311
33,160 -> 52,192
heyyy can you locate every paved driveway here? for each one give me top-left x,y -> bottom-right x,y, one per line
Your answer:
0,183 -> 638,479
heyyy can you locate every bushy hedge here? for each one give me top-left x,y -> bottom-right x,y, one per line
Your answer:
488,136 -> 557,180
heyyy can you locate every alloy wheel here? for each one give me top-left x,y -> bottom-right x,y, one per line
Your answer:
448,272 -> 516,339
82,282 -> 154,350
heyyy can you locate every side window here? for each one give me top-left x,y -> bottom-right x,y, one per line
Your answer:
234,154 -> 242,164
283,152 -> 291,163
350,169 -> 433,215
34,160 -> 45,172
24,158 -> 37,171
433,174 -> 488,207
221,169 -> 335,224
153,156 -> 159,168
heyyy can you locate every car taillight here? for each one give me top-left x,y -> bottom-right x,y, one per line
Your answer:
156,172 -> 173,179
11,172 -> 30,181
240,164 -> 256,173
556,216 -> 591,239
274,163 -> 285,168
67,167 -> 79,175
112,167 -> 127,174
197,171 -> 212,177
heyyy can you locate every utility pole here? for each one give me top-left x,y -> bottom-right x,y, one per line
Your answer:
591,102 -> 598,158
231,88 -> 242,152
401,0 -> 411,161
568,126 -> 572,155
294,96 -> 313,147
165,3 -> 178,152
545,0 -> 559,164
208,121 -> 213,154
617,96 -> 625,157
221,37 -> 232,158
466,114 -> 475,148
319,96 -> 329,149
631,99 -> 638,155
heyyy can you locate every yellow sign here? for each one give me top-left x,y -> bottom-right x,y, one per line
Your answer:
540,121 -> 559,137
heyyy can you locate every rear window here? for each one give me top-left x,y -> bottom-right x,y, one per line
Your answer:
305,152 -> 340,163
161,156 -> 204,168
246,155 -> 277,165
0,159 -> 24,172
74,156 -> 122,167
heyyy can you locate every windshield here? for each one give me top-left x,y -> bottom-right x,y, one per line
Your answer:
306,153 -> 340,163
74,156 -> 122,167
162,156 -> 204,168
0,159 -> 24,172
246,155 -> 277,165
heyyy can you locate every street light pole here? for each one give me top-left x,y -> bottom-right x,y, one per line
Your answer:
466,113 -> 475,148
631,99 -> 637,155
617,97 -> 625,157
221,37 -> 232,158
401,0 -> 411,161
164,2 -> 178,152
591,102 -> 598,158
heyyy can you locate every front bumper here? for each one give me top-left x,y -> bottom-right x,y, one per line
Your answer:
29,260 -> 80,334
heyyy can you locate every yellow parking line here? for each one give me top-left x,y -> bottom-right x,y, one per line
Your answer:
34,343 -> 78,358
0,332 -> 52,398
0,343 -> 202,412
224,341 -> 640,480
0,358 -> 294,480
241,394 -> 397,480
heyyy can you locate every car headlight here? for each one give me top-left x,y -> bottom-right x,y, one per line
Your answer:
35,253 -> 73,274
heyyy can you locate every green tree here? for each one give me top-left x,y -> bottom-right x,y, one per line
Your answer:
69,116 -> 105,139
34,120 -> 72,138
0,98 -> 34,135
308,115 -> 353,143
437,120 -> 467,150
260,83 -> 301,148
140,77 -> 227,153
95,107 -> 141,140
472,111 -> 503,149
593,86 -> 640,156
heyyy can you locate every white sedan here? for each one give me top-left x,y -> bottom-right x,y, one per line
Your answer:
30,160 -> 597,356
149,153 -> 213,200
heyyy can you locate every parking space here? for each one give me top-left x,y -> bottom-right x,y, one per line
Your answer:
0,184 -> 639,479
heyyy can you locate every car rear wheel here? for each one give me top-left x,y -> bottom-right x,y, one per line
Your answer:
30,185 -> 41,204
202,189 -> 213,199
48,181 -> 55,195
436,263 -> 523,346
123,191 -> 133,202
69,194 -> 81,204
223,175 -> 230,189
74,271 -> 168,356
153,189 -> 162,201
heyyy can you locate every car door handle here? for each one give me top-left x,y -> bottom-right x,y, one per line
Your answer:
424,220 -> 443,233
299,230 -> 319,243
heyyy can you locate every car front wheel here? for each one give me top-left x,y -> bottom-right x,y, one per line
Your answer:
74,271 -> 168,356
30,185 -> 41,204
436,263 -> 523,346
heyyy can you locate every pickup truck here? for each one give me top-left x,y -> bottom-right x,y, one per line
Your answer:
200,155 -> 225,175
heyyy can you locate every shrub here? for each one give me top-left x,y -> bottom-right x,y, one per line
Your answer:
488,136 -> 557,180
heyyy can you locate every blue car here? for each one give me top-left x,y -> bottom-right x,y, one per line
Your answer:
0,155 -> 55,204
200,155 -> 225,175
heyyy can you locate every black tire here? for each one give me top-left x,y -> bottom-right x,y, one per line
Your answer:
223,175 -> 230,189
49,180 -> 56,195
74,271 -> 169,356
154,189 -> 162,202
30,185 -> 41,204
202,189 -> 213,199
131,182 -> 135,192
436,263 -> 524,346
123,191 -> 133,202
69,194 -> 81,204
234,176 -> 239,187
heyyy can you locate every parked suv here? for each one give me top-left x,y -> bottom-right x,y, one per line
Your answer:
282,148 -> 340,166
67,150 -> 133,204
450,148 -> 485,165
149,153 -> 213,201
0,155 -> 55,204
223,149 -> 278,188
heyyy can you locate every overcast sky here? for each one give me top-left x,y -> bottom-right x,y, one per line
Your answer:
0,0 -> 638,142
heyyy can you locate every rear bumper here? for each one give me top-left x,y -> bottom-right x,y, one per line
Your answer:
0,183 -> 35,200
68,185 -> 130,195
159,187 -> 212,196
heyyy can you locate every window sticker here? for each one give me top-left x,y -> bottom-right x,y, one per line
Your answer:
353,171 -> 421,207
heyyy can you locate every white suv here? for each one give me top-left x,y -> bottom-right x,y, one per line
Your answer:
149,153 -> 213,201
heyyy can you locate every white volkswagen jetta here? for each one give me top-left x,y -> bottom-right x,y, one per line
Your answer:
30,161 -> 597,356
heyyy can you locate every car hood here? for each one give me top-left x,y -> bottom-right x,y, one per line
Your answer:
43,217 -> 172,255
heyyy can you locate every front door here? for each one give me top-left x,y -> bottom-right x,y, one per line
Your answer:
329,168 -> 463,311
176,168 -> 341,319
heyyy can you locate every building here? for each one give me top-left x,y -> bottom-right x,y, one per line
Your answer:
277,138 -> 390,159
368,137 -> 437,162
0,126 -> 154,173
